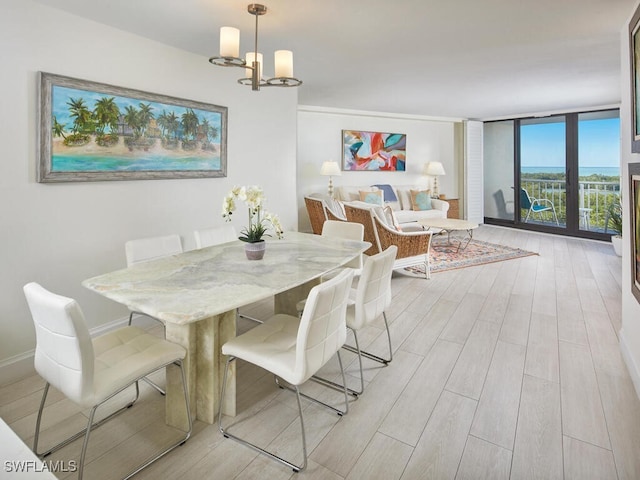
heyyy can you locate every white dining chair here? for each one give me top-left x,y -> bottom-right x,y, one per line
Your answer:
295,220 -> 364,314
125,233 -> 183,267
194,225 -> 237,249
124,233 -> 183,395
313,245 -> 397,396
218,268 -> 354,472
125,233 -> 183,327
23,282 -> 191,480
321,220 -> 365,274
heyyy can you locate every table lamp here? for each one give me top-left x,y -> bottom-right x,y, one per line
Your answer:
423,161 -> 446,198
320,161 -> 341,197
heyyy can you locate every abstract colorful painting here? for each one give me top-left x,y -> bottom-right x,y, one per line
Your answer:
342,130 -> 406,171
38,72 -> 227,182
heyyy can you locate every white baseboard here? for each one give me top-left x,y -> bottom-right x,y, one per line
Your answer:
620,328 -> 640,400
0,314 -> 159,387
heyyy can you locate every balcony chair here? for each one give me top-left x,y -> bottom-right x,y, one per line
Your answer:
23,282 -> 191,480
520,187 -> 559,226
218,269 -> 354,472
344,203 -> 432,279
124,233 -> 183,395
312,245 -> 397,397
193,225 -> 263,324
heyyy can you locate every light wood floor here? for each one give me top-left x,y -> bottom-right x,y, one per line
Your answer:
2,225 -> 639,479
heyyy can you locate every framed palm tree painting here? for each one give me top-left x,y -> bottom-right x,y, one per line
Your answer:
38,72 -> 227,182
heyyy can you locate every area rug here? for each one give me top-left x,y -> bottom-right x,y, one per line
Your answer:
405,237 -> 538,275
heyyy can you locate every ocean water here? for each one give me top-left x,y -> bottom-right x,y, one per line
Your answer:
52,154 -> 220,172
522,166 -> 619,176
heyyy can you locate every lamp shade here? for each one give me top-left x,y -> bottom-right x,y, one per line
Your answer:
220,27 -> 240,57
320,161 -> 342,176
424,161 -> 446,176
274,50 -> 294,78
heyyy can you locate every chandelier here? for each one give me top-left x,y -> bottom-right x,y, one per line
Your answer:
209,4 -> 302,91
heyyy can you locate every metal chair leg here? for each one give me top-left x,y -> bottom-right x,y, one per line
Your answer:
313,312 -> 393,396
343,312 -> 393,365
34,381 -> 139,458
237,310 -> 264,324
219,357 -> 308,472
129,311 -> 166,396
34,360 -> 191,479
276,350 -> 351,414
141,377 -> 166,396
220,351 -> 350,472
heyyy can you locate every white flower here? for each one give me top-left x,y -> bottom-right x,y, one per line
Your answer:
221,185 -> 283,242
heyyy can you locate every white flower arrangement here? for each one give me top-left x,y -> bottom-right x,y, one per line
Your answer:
222,185 -> 284,243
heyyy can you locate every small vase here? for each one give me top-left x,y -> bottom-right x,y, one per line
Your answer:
244,240 -> 266,260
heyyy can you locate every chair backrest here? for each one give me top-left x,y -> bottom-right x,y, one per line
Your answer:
343,204 -> 381,256
294,268 -> 354,384
325,205 -> 347,222
125,234 -> 183,266
23,283 -> 94,405
194,225 -> 237,248
322,220 -> 365,269
519,188 -> 532,209
304,196 -> 328,235
350,246 -> 397,330
372,214 -> 432,261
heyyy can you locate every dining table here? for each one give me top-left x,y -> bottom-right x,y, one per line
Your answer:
82,231 -> 370,429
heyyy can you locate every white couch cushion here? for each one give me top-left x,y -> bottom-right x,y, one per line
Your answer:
338,185 -> 449,224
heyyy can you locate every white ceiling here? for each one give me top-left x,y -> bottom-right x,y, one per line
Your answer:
34,0 -> 637,120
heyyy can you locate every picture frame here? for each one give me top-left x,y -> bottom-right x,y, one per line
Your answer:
630,162 -> 640,304
342,129 -> 406,171
38,72 -> 227,182
629,4 -> 640,153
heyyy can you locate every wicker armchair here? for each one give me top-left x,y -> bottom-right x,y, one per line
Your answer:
343,204 -> 381,256
304,196 -> 328,235
373,215 -> 432,279
344,203 -> 432,278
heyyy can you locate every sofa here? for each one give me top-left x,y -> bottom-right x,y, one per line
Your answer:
335,184 -> 449,226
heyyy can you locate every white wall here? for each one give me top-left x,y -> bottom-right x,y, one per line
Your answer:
297,107 -> 460,231
620,3 -> 640,398
0,0 -> 298,384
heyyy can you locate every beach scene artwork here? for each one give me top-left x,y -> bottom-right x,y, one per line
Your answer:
38,73 -> 227,182
342,130 -> 406,171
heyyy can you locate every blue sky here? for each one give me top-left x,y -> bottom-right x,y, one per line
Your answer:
520,117 -> 620,168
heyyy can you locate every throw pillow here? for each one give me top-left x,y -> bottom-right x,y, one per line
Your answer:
359,189 -> 384,206
383,206 -> 403,231
371,184 -> 398,202
410,189 -> 433,211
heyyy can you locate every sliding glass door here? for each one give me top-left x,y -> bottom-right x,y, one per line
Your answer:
484,120 -> 515,222
576,111 -> 620,233
520,116 -> 566,229
483,109 -> 620,240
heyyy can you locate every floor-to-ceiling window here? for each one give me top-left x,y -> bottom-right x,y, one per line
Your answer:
483,109 -> 620,241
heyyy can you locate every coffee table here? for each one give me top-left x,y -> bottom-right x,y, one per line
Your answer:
418,218 -> 479,252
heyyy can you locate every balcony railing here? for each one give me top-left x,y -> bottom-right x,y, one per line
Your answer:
520,178 -> 620,231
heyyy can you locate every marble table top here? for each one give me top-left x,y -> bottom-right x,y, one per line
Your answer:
83,231 -> 369,325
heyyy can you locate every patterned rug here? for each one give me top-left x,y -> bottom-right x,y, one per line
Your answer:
405,237 -> 537,275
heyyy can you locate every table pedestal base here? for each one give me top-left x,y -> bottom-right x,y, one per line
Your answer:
165,310 -> 237,429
